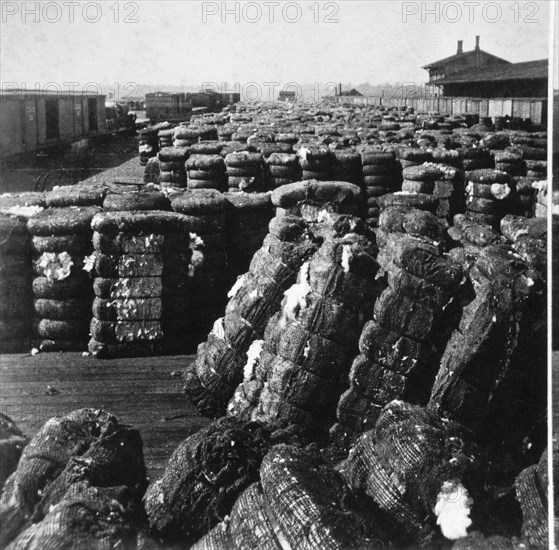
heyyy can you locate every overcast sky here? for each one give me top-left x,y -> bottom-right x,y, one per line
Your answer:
0,0 -> 552,94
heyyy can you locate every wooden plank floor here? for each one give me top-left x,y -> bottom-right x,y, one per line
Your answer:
2,350 -> 557,480
0,352 -> 211,482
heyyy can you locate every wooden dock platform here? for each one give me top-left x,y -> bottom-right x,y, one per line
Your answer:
1,350 -> 556,482
0,352 -> 211,482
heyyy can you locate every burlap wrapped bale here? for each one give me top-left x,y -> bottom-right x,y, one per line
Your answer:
242,232 -> 382,434
44,185 -> 105,208
260,444 -> 380,550
266,153 -> 301,189
4,484 -> 146,550
89,211 -> 194,357
28,206 -> 101,236
296,145 -> 333,181
332,222 -> 465,443
343,401 -> 485,545
331,150 -> 363,187
0,409 -> 147,548
186,155 -> 227,191
27,207 -> 98,351
225,152 -> 265,192
0,413 -> 27,491
92,210 -> 191,235
428,245 -> 546,446
514,461 -> 547,548
271,180 -> 362,221
224,192 -> 274,278
0,192 -> 45,210
139,127 -> 159,165
144,417 -> 286,543
0,216 -> 33,352
376,192 -> 437,214
360,149 -> 401,228
103,191 -> 171,212
185,215 -> 318,417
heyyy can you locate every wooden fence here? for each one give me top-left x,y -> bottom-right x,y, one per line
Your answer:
330,95 -> 547,125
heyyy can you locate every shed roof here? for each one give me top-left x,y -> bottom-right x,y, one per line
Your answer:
422,49 -> 510,69
431,59 -> 548,85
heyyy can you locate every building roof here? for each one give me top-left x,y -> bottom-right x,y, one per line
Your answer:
339,88 -> 363,97
431,59 -> 548,85
422,49 -> 510,69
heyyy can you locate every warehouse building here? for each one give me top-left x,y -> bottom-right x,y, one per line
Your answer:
424,37 -> 548,98
0,90 -> 106,158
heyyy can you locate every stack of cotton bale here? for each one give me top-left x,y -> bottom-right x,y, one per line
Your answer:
275,132 -> 298,147
401,163 -> 438,194
332,207 -> 463,443
138,127 -> 159,165
158,147 -> 189,189
89,211 -> 193,357
186,154 -> 227,192
296,145 -> 333,181
184,214 -> 319,416
217,125 -> 235,142
397,147 -> 432,169
494,151 -> 524,177
430,147 -> 461,169
265,153 -> 301,189
428,244 -> 546,477
231,228 -> 382,436
256,142 -> 293,159
225,152 -> 265,193
158,127 -> 175,149
331,149 -> 363,187
430,163 -> 465,225
359,149 -> 401,228
171,190 -> 229,339
173,126 -> 200,148
224,192 -> 275,280
509,135 -> 547,177
464,169 -> 515,228
507,141 -> 547,181
458,147 -> 493,172
28,206 -> 101,352
0,215 -> 33,353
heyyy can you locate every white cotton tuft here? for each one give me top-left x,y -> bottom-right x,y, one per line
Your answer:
228,275 -> 245,299
210,318 -> 225,340
303,339 -> 311,359
189,232 -> 205,249
7,205 -> 44,217
434,481 -> 472,540
282,262 -> 312,320
341,244 -> 353,273
297,147 -> 310,162
532,180 -> 547,192
490,183 -> 511,200
317,210 -> 332,224
243,340 -> 264,381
